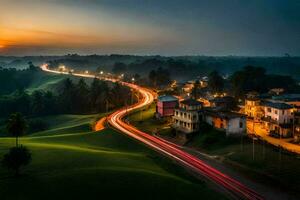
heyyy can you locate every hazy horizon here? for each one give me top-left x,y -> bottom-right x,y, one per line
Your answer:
1,0 -> 299,56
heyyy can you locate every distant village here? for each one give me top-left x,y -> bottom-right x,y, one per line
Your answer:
155,76 -> 300,152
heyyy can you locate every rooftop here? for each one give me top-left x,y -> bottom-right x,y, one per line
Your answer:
210,96 -> 235,103
262,101 -> 293,110
157,95 -> 178,102
204,109 -> 246,119
180,99 -> 203,106
271,94 -> 300,102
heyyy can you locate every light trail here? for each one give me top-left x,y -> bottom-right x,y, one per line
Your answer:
41,64 -> 264,200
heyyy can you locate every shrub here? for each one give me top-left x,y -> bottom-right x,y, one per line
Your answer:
2,146 -> 32,177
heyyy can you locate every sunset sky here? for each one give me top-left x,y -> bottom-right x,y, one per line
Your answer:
0,0 -> 299,56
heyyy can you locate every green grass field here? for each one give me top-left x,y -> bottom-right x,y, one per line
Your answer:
0,114 -> 226,200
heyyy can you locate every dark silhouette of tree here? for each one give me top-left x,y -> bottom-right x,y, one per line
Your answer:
156,67 -> 171,87
230,66 -> 266,98
58,78 -> 75,113
75,78 -> 89,113
191,80 -> 201,99
31,91 -> 45,115
208,70 -> 224,93
112,62 -> 127,74
148,67 -> 170,88
1,146 -> 31,177
148,70 -> 157,87
6,113 -> 28,147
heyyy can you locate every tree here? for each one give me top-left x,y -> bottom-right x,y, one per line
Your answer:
1,146 -> 31,177
208,70 -> 224,94
148,70 -> 157,87
191,80 -> 201,99
112,62 -> 127,74
75,78 -> 90,113
6,113 -> 28,147
31,91 -> 45,115
58,78 -> 75,113
156,67 -> 171,87
230,66 -> 266,98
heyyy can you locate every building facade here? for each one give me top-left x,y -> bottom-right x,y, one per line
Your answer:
204,110 -> 246,136
156,95 -> 178,118
244,97 -> 264,119
261,101 -> 294,137
172,99 -> 203,133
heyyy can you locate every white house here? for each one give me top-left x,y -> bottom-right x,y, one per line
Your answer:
263,102 -> 293,124
262,101 -> 294,136
204,110 -> 246,136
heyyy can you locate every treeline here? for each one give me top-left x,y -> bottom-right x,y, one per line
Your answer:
0,63 -> 39,95
0,78 -> 134,118
110,58 -> 209,81
229,66 -> 300,98
109,57 -> 300,81
200,66 -> 300,98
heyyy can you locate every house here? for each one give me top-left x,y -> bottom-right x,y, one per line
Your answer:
209,96 -> 236,111
172,99 -> 203,134
156,95 -> 178,118
261,101 -> 294,137
182,81 -> 195,93
244,97 -> 264,119
204,110 -> 246,136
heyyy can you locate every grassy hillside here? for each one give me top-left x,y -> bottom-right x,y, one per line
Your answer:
0,114 -> 226,200
26,72 -> 67,94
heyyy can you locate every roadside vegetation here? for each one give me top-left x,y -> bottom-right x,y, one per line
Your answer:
0,65 -> 134,118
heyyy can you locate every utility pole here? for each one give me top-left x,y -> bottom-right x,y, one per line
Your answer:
293,105 -> 295,138
106,99 -> 108,113
240,134 -> 243,151
252,136 -> 258,161
279,131 -> 282,172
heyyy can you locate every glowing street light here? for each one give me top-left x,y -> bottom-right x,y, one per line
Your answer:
100,71 -> 103,75
131,77 -> 135,82
85,70 -> 89,74
58,65 -> 66,71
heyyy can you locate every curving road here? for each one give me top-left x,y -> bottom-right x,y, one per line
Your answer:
41,65 -> 264,200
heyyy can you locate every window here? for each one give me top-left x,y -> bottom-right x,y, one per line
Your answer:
193,115 -> 197,120
239,122 -> 243,128
267,108 -> 271,112
275,110 -> 278,114
282,110 -> 285,115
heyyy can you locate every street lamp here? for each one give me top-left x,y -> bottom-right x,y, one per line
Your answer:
132,77 -> 135,82
100,71 -> 103,75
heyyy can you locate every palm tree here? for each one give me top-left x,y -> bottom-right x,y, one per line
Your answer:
6,113 -> 27,147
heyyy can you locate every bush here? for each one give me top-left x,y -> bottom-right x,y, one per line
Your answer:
2,146 -> 32,176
